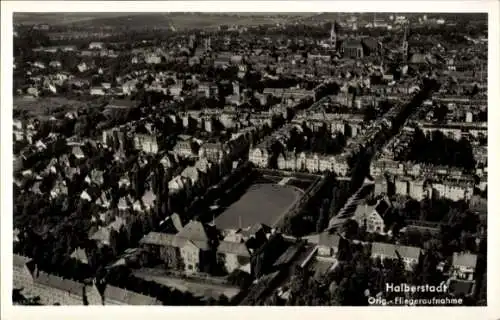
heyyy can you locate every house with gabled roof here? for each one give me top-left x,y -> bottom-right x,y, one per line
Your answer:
195,157 -> 211,174
168,175 -> 188,194
64,166 -> 80,180
35,140 -> 47,152
140,190 -> 157,211
58,154 -> 71,167
80,190 -> 92,202
118,194 -> 134,211
216,224 -> 273,275
118,175 -> 131,189
77,62 -> 89,73
140,220 -> 217,273
371,242 -> 421,271
50,179 -> 68,200
354,198 -> 393,235
161,152 -> 178,169
96,189 -> 112,209
450,252 -> 477,281
13,228 -> 21,243
43,157 -> 59,175
199,142 -> 225,163
70,247 -> 89,264
72,146 -> 85,159
181,166 -> 200,185
174,135 -> 199,158
90,216 -> 127,246
132,199 -> 144,213
88,169 -> 105,186
217,240 -> 252,274
31,181 -> 43,195
91,209 -> 113,225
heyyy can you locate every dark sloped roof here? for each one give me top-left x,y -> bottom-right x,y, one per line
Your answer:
362,38 -> 379,51
342,39 -> 363,49
104,285 -> 162,305
375,199 -> 390,216
170,213 -> 183,232
273,245 -> 300,267
140,231 -> 209,250
140,232 -> 179,246
13,254 -> 32,268
34,271 -> 84,297
409,53 -> 437,65
106,99 -> 137,109
177,220 -> 209,242
410,53 -> 427,64
452,252 -> 477,268
448,279 -> 475,296
371,242 -> 421,260
70,247 -> 89,264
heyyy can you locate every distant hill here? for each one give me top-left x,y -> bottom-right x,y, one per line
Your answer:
13,13 -> 135,26
15,12 -> 486,30
13,12 -> 313,29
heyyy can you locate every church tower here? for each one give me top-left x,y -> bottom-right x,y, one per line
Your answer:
205,37 -> 212,52
402,21 -> 409,62
330,21 -> 337,50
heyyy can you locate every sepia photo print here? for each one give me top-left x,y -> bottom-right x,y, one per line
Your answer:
9,9 -> 490,308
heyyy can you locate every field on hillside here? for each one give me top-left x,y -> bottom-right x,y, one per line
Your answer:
13,13 -> 134,25
13,13 -> 312,30
13,96 -> 95,118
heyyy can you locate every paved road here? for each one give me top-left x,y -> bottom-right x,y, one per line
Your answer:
327,80 -> 439,230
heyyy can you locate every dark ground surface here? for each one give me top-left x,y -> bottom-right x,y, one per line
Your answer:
214,183 -> 304,230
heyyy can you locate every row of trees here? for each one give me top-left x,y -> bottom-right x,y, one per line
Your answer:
280,174 -> 351,236
285,122 -> 347,155
398,198 -> 483,255
403,128 -> 476,171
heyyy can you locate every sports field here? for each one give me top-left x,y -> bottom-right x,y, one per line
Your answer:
214,183 -> 304,230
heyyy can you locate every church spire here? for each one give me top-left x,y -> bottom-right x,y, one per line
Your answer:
330,21 -> 337,50
402,21 -> 409,63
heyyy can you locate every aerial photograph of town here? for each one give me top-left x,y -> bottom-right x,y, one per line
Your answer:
9,11 -> 488,307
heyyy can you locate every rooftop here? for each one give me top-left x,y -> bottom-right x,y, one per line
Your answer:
371,242 -> 421,260
218,241 -> 251,257
103,284 -> 162,305
452,252 -> 478,268
140,220 -> 212,250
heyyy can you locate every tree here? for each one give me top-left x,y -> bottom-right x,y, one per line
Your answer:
419,198 -> 432,221
218,295 -> 230,306
316,199 -> 330,233
342,219 -> 359,239
361,105 -> 377,122
227,269 -> 252,289
109,229 -> 120,256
